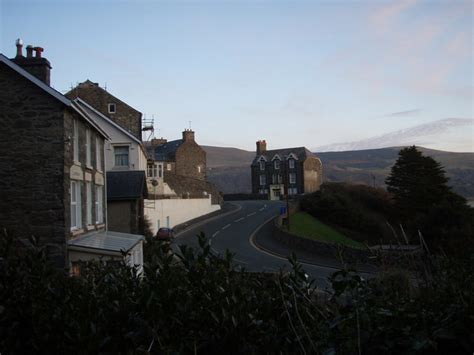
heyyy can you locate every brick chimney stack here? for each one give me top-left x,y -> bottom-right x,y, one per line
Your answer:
12,40 -> 52,86
182,129 -> 195,142
256,140 -> 267,155
151,137 -> 167,146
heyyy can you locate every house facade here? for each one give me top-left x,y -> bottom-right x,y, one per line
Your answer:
145,129 -> 221,233
0,42 -> 143,270
67,80 -> 142,141
74,98 -> 148,234
251,140 -> 323,200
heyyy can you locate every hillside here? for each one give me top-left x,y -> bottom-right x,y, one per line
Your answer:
204,146 -> 474,199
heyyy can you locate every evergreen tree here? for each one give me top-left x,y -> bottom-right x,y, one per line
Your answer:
385,146 -> 450,217
386,146 -> 473,254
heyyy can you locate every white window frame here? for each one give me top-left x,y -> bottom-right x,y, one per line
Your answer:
289,159 -> 295,169
114,146 -> 129,167
108,103 -> 116,114
85,129 -> 91,167
289,172 -> 296,184
259,175 -> 266,186
167,163 -> 171,171
95,186 -> 103,224
71,181 -> 82,229
274,159 -> 280,170
73,119 -> 79,162
95,137 -> 102,171
147,162 -> 158,178
86,182 -> 92,225
259,160 -> 265,171
198,166 -> 201,173
278,174 -> 283,184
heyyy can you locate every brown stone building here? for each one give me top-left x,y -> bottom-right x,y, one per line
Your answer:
148,129 -> 207,181
251,140 -> 323,200
66,80 -> 142,141
0,41 -> 143,269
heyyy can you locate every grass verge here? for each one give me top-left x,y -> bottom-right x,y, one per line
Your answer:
288,212 -> 364,249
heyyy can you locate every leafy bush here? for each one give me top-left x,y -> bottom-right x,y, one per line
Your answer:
300,183 -> 395,245
1,231 -> 473,354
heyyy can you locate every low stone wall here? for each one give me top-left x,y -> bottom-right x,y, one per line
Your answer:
272,223 -> 374,265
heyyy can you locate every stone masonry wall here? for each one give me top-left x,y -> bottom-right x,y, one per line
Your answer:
66,82 -> 142,141
0,63 -> 67,264
175,141 -> 206,180
303,156 -> 322,193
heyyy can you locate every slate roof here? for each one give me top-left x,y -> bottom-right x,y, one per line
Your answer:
251,147 -> 315,165
147,139 -> 184,161
107,171 -> 148,200
68,230 -> 144,254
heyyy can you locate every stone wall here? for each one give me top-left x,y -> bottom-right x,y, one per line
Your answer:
144,197 -> 221,234
272,223 -> 373,265
303,156 -> 323,193
175,140 -> 206,180
66,81 -> 142,141
0,62 -> 67,264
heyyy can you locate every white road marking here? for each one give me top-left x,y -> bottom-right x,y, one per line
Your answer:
233,257 -> 249,265
222,224 -> 231,230
247,212 -> 256,217
258,207 -> 265,211
235,217 -> 245,222
212,231 -> 220,238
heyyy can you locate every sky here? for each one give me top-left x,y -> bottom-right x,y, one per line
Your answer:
1,0 -> 473,151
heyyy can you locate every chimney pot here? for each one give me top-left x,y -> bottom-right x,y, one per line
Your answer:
34,47 -> 44,58
26,45 -> 33,58
15,38 -> 23,57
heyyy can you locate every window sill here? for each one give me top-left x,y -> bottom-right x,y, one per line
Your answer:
73,160 -> 81,167
86,224 -> 95,231
95,223 -> 105,230
70,228 -> 84,237
85,164 -> 94,170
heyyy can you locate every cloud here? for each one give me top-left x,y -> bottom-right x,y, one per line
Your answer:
383,109 -> 422,117
370,0 -> 419,30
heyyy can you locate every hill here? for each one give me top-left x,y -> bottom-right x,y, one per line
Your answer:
204,146 -> 474,199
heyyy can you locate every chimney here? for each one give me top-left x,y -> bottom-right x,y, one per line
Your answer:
26,45 -> 33,58
256,140 -> 267,155
151,137 -> 167,146
11,40 -> 52,86
15,38 -> 23,57
182,129 -> 195,142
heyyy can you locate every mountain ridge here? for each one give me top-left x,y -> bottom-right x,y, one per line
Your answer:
204,145 -> 474,199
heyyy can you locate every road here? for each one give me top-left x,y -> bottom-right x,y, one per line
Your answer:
173,200 -> 341,288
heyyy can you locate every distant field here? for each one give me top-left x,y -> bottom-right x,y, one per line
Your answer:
289,212 -> 364,249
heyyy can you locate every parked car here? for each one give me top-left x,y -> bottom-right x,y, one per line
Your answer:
156,227 -> 174,241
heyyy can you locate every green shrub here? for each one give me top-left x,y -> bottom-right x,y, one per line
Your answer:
1,231 -> 473,353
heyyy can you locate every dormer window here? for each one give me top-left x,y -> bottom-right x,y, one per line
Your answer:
289,159 -> 295,169
274,159 -> 280,170
108,103 -> 116,114
259,160 -> 265,171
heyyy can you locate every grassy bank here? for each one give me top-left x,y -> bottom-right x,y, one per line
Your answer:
288,211 -> 364,249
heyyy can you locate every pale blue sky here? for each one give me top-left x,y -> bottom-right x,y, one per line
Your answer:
1,0 -> 472,151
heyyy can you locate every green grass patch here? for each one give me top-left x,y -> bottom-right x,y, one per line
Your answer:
288,212 -> 365,249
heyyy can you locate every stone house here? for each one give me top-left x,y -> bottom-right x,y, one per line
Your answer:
67,80 -> 142,141
251,140 -> 323,200
148,129 -> 207,181
145,130 -> 222,233
74,98 -> 148,235
0,42 -> 143,271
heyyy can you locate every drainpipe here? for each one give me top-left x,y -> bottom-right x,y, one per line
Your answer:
103,139 -> 108,232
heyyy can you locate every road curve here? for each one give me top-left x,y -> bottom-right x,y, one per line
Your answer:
173,200 -> 341,288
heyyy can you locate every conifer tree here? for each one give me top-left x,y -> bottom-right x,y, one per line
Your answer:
385,146 -> 450,217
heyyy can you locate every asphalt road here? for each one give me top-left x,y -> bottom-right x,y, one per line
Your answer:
173,200 -> 341,288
